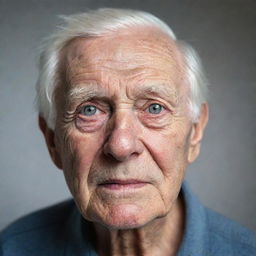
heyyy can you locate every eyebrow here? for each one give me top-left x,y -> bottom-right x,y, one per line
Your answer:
67,84 -> 107,102
67,83 -> 179,106
134,84 -> 179,106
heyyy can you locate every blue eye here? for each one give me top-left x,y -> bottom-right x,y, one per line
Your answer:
80,105 -> 97,116
148,103 -> 163,114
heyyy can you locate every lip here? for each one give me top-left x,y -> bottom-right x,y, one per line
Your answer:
98,179 -> 148,190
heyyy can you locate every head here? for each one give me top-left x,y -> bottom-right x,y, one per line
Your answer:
37,8 -> 208,229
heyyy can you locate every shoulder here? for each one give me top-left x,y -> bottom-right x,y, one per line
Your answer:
205,207 -> 256,255
0,199 -> 75,256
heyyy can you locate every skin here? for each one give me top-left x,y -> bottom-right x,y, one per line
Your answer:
39,27 -> 209,256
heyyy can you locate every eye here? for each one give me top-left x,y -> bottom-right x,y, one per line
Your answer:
80,105 -> 98,116
147,103 -> 164,114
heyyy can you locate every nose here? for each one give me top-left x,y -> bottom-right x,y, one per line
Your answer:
103,112 -> 143,162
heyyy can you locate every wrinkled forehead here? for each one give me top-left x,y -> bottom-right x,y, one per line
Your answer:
59,27 -> 187,96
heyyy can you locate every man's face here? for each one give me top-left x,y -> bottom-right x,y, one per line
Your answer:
53,28 -> 195,229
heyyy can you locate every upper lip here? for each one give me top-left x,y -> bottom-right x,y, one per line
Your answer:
99,179 -> 148,185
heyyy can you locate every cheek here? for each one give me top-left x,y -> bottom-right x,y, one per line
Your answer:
60,129 -> 105,210
141,123 -> 190,205
143,124 -> 189,176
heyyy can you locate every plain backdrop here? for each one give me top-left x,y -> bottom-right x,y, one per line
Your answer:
0,0 -> 255,231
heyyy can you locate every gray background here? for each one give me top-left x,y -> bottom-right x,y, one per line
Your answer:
0,0 -> 255,231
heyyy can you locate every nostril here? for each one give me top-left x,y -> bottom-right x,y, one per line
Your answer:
103,141 -> 143,162
104,148 -> 130,162
105,152 -> 120,162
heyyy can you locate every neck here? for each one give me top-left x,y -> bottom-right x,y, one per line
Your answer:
93,196 -> 185,256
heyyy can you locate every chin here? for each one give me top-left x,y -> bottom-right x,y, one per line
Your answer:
95,204 -> 157,230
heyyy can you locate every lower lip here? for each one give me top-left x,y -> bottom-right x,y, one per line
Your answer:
99,182 -> 147,190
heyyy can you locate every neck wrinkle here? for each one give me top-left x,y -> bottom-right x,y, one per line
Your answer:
93,194 -> 185,256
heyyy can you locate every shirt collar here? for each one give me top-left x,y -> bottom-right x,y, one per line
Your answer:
65,205 -> 97,256
178,181 -> 208,256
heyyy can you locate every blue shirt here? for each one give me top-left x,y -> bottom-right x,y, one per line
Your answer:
1,183 -> 256,255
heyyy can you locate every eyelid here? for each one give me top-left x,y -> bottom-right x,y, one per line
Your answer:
146,103 -> 163,112
142,101 -> 167,111
143,101 -> 175,118
80,105 -> 99,116
77,100 -> 111,113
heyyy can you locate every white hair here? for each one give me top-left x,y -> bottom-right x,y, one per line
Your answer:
35,8 -> 208,129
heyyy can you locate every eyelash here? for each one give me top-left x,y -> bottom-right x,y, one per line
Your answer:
77,102 -> 167,115
62,102 -> 105,125
65,100 -> 172,132
142,101 -> 169,113
79,101 -> 107,112
64,99 -> 170,124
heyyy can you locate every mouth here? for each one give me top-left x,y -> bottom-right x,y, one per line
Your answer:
98,179 -> 148,190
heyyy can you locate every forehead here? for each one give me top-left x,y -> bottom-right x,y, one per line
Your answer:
60,27 -> 186,96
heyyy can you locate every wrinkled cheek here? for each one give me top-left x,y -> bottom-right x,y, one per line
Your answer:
63,154 -> 93,215
166,129 -> 189,161
142,129 -> 189,207
148,132 -> 186,172
60,132 -> 104,213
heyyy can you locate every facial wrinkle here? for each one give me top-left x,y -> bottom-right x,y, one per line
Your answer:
52,27 -> 195,256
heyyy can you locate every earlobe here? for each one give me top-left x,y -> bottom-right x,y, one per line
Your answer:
187,103 -> 209,163
38,116 -> 63,170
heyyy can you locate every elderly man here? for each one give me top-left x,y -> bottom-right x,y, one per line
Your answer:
0,8 -> 255,256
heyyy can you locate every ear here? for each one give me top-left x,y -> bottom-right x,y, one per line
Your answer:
38,115 -> 63,170
187,103 -> 209,163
